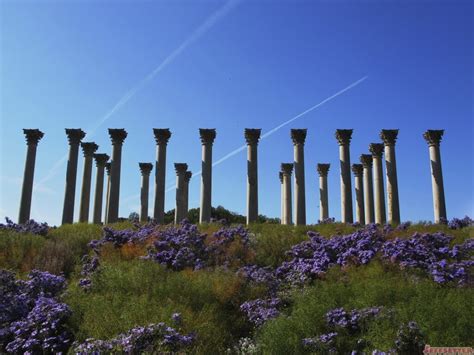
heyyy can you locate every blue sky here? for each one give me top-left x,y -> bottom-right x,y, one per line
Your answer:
1,0 -> 472,226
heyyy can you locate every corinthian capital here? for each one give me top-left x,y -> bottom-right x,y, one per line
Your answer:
23,129 -> 44,145
360,154 -> 373,168
317,163 -> 330,177
81,142 -> 99,157
139,162 -> 153,175
423,130 -> 444,146
153,128 -> 171,145
174,163 -> 188,175
380,129 -> 399,146
65,128 -> 86,145
281,163 -> 294,175
369,143 -> 384,158
291,129 -> 307,145
335,129 -> 353,145
108,129 -> 127,145
244,128 -> 261,145
351,164 -> 363,177
199,129 -> 216,145
184,171 -> 192,183
93,153 -> 109,167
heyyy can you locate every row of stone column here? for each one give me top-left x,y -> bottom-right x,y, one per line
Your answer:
17,127 -> 447,225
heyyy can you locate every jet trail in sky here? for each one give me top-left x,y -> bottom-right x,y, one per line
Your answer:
164,75 -> 368,193
35,0 -> 241,188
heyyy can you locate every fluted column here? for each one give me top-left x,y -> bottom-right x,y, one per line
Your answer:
79,142 -> 99,223
369,143 -> 386,224
153,129 -> 171,224
92,153 -> 109,224
199,129 -> 216,223
317,164 -> 330,221
423,130 -> 447,223
174,163 -> 188,224
335,129 -> 354,223
104,162 -> 111,223
291,129 -> 307,225
184,171 -> 192,216
138,163 -> 153,223
18,129 -> 44,224
360,154 -> 375,224
279,172 -> 284,223
281,163 -> 293,225
62,129 -> 86,225
245,128 -> 261,224
380,129 -> 400,224
106,129 -> 127,223
352,164 -> 365,224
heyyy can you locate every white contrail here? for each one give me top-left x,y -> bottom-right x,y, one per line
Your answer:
163,75 -> 368,194
35,0 -> 241,188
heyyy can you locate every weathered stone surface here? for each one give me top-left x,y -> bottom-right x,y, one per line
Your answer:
107,129 -> 127,223
317,163 -> 330,221
245,128 -> 261,224
380,129 -> 400,224
337,129 -> 353,223
92,153 -> 109,224
360,154 -> 375,224
352,163 -> 365,224
281,163 -> 293,225
199,129 -> 216,223
291,129 -> 306,225
175,163 -> 188,224
369,143 -> 386,224
139,163 -> 153,223
153,128 -> 171,224
79,142 -> 99,223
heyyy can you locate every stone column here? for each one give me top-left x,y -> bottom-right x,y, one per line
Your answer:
335,129 -> 354,223
174,163 -> 188,224
92,153 -> 109,224
352,164 -> 365,224
291,129 -> 307,225
104,162 -> 111,224
281,163 -> 293,225
369,143 -> 386,224
79,142 -> 99,223
245,128 -> 261,224
18,129 -> 44,224
380,129 -> 400,224
106,129 -> 127,223
153,129 -> 171,223
62,129 -> 85,225
199,129 -> 216,223
184,171 -> 192,216
423,130 -> 447,223
317,163 -> 330,222
138,163 -> 153,223
279,172 -> 284,223
360,154 -> 375,224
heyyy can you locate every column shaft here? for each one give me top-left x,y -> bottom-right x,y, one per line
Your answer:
362,164 -> 375,224
18,144 -> 38,223
339,144 -> 353,223
373,155 -> 386,224
79,143 -> 98,223
319,175 -> 329,221
353,165 -> 365,224
140,175 -> 150,223
104,163 -> 111,224
107,129 -> 127,223
430,145 -> 447,222
247,144 -> 258,223
153,129 -> 170,224
93,166 -> 105,224
384,145 -> 400,224
283,173 -> 293,225
175,164 -> 187,224
199,129 -> 215,223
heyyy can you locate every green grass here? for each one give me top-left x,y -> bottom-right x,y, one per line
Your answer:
257,260 -> 474,354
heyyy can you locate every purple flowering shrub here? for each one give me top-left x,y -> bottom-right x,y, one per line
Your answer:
0,269 -> 71,353
382,232 -> 474,285
276,225 -> 384,285
78,255 -> 100,291
240,298 -> 281,327
448,216 -> 473,229
393,321 -> 426,354
206,225 -> 253,267
73,316 -> 194,353
237,265 -> 280,294
302,306 -> 384,353
0,217 -> 49,236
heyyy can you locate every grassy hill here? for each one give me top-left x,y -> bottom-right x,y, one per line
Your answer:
1,218 -> 473,354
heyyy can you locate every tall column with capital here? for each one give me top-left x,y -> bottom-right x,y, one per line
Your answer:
380,129 -> 401,224
92,153 -> 109,224
423,130 -> 447,223
18,129 -> 44,224
335,129 -> 354,223
138,163 -> 153,223
104,162 -> 111,223
281,163 -> 293,225
79,142 -> 99,223
153,129 -> 171,223
369,143 -> 386,224
245,128 -> 261,224
352,164 -> 365,224
199,129 -> 216,223
184,171 -> 192,216
174,163 -> 188,224
360,154 -> 375,224
62,129 -> 86,224
291,129 -> 307,225
317,163 -> 330,221
279,172 -> 284,223
107,129 -> 127,223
